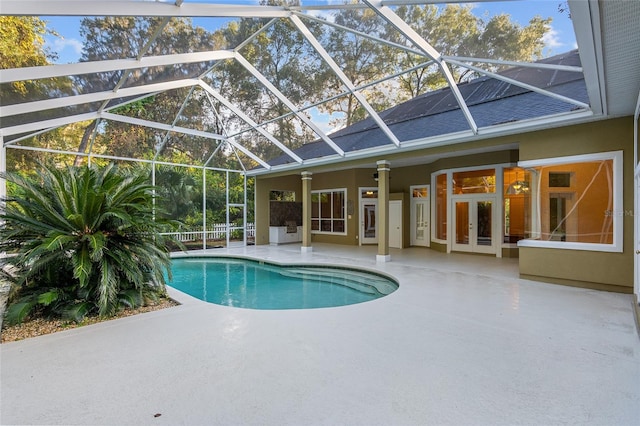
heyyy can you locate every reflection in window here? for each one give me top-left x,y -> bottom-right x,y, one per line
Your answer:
412,187 -> 428,198
311,189 -> 346,234
452,169 -> 495,194
503,167 -> 529,243
524,159 -> 614,244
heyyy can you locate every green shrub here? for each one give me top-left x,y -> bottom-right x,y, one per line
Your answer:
0,163 -> 177,324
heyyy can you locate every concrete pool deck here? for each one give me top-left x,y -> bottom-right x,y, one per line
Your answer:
1,243 -> 639,425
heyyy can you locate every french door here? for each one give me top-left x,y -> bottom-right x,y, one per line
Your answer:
452,197 -> 496,254
360,199 -> 378,244
410,197 -> 430,247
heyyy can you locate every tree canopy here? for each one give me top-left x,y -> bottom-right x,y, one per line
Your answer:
389,4 -> 551,98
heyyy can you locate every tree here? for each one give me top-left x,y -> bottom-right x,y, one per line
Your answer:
0,17 -> 76,171
75,17 -> 225,164
211,6 -> 328,162
0,163 -> 177,324
0,16 -> 53,99
318,2 -> 396,126
154,165 -> 198,222
387,4 -> 551,97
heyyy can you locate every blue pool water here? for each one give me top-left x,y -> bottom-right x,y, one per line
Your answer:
167,257 -> 398,309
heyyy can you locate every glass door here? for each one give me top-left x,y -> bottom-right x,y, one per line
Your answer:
452,197 -> 496,254
360,200 -> 378,244
359,188 -> 378,245
410,185 -> 430,247
454,200 -> 470,247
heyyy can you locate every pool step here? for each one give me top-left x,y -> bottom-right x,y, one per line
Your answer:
280,268 -> 397,295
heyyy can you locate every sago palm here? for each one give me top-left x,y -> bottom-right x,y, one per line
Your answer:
0,163 -> 177,324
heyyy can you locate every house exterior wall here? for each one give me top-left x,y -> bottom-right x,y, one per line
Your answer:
254,117 -> 634,293
310,169 -> 359,245
254,175 -> 302,246
517,117 -> 634,292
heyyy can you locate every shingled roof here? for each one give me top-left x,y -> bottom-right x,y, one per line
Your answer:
268,50 -> 587,167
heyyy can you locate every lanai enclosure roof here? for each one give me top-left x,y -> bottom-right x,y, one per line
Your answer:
1,1 -> 640,180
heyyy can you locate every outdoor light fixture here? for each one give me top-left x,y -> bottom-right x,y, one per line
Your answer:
373,172 -> 390,182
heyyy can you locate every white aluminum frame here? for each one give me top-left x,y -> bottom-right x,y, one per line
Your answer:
310,187 -> 348,236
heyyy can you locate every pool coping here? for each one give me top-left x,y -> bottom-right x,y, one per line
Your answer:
169,251 -> 399,282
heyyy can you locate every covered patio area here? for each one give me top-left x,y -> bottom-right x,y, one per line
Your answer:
1,244 -> 638,425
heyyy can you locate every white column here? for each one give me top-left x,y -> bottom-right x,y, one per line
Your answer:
0,137 -> 4,263
226,170 -> 230,248
0,136 -> 6,209
243,172 -> 248,247
634,90 -> 640,300
301,171 -> 313,253
203,168 -> 207,250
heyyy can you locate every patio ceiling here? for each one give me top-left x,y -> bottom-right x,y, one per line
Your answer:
1,0 -> 639,176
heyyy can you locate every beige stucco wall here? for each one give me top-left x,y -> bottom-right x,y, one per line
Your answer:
254,175 -> 302,246
308,169 -> 360,245
517,117 -> 634,292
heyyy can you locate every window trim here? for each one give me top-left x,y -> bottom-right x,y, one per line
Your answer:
430,171 -> 449,244
311,187 -> 347,236
517,151 -> 623,253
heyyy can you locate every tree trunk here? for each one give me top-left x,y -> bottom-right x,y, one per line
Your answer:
74,120 -> 97,166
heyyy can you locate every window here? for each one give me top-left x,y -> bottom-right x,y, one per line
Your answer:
311,189 -> 346,234
435,173 -> 447,240
412,187 -> 428,198
503,167 -> 529,244
518,151 -> 623,252
549,172 -> 571,188
452,169 -> 495,194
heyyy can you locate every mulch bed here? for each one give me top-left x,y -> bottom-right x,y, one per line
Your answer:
1,297 -> 179,343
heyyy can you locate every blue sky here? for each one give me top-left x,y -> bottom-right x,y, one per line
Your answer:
42,0 -> 577,64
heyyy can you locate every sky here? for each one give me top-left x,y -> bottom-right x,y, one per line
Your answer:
41,0 -> 577,65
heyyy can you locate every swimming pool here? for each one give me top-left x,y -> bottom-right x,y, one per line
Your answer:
167,257 -> 398,309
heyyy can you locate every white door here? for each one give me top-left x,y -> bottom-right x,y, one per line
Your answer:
452,197 -> 496,254
411,198 -> 430,247
389,200 -> 402,248
360,200 -> 378,245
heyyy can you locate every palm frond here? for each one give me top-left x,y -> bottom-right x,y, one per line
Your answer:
61,301 -> 92,323
1,162 -> 173,324
4,299 -> 37,325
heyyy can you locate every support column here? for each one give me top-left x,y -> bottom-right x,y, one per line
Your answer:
376,160 -> 390,262
0,136 -> 6,208
301,171 -> 313,253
